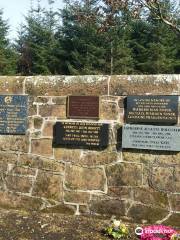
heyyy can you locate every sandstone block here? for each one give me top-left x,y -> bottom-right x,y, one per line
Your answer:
31,139 -> 53,157
0,191 -> 43,210
0,76 -> 24,94
163,213 -> 180,227
54,148 -> 81,162
34,116 -> 43,129
128,204 -> 169,224
64,191 -> 90,204
150,166 -> 175,192
39,104 -> 66,118
100,101 -> 119,120
42,121 -> 55,137
25,76 -> 108,96
0,136 -> 28,153
169,194 -> 180,212
109,75 -> 179,95
65,165 -> 106,191
106,162 -> 143,187
108,187 -> 132,199
133,187 -> 169,209
5,175 -> 33,193
33,171 -> 63,201
90,199 -> 126,217
19,154 -> 64,173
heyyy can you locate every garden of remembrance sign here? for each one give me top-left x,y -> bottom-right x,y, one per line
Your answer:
122,124 -> 180,151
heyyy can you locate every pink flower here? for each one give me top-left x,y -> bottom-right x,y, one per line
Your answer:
140,225 -> 177,240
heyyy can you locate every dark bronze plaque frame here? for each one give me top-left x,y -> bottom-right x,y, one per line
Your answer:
67,95 -> 100,119
53,121 -> 109,149
125,95 -> 178,125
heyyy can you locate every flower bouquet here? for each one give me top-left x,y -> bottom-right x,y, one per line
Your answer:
104,219 -> 129,239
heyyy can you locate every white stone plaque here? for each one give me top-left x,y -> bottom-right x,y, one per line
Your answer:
122,124 -> 180,151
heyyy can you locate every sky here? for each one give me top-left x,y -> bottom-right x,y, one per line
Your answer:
1,0 -> 64,40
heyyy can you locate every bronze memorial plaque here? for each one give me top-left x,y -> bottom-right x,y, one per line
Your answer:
67,96 -> 99,119
0,95 -> 28,135
126,95 -> 178,124
53,121 -> 109,149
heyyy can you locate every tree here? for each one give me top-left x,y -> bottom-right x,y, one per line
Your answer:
16,0 -> 58,75
0,9 -> 17,75
54,0 -> 107,74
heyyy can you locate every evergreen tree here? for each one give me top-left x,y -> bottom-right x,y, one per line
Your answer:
54,0 -> 107,75
16,0 -> 58,75
0,9 -> 17,75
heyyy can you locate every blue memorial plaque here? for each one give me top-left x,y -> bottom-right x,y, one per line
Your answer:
0,95 -> 28,135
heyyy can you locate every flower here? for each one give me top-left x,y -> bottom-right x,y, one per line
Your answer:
113,220 -> 121,228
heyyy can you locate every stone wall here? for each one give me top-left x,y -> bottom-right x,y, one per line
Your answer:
0,75 -> 179,226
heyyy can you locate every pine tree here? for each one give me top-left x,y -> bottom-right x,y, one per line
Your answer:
16,0 -> 58,75
0,9 -> 17,75
54,0 -> 107,75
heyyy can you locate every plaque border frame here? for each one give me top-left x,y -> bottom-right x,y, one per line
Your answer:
67,95 -> 100,119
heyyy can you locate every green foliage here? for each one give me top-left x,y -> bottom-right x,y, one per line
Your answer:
0,9 -> 17,75
0,0 -> 179,75
104,220 -> 130,239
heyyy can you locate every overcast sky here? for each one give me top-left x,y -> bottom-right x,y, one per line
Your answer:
1,0 -> 64,40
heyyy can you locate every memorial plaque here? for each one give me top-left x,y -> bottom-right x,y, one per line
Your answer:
67,96 -> 99,119
126,95 -> 178,124
122,124 -> 180,151
0,95 -> 28,135
53,121 -> 109,148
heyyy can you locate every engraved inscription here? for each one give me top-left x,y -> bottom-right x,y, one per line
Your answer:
0,95 -> 28,135
122,124 -> 180,151
53,121 -> 109,148
68,96 -> 99,119
126,96 -> 178,124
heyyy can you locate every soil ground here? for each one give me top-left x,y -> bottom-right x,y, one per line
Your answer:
0,209 -> 139,240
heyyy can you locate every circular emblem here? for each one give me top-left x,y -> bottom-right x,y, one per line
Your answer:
4,96 -> 12,104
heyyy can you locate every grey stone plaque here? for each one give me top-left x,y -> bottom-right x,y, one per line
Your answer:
0,95 -> 28,135
122,124 -> 180,151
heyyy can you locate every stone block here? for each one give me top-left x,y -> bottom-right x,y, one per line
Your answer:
0,136 -> 28,153
106,162 -> 143,187
12,166 -> 36,176
163,213 -> 180,227
31,139 -> 53,157
54,148 -> 81,162
90,199 -> 126,217
36,96 -> 49,103
108,187 -> 132,199
150,166 -> 175,192
34,116 -> 43,129
5,175 -> 33,193
109,75 -> 179,95
133,187 -> 169,209
28,97 -> 38,116
128,204 -> 169,224
169,194 -> 180,212
100,101 -> 119,120
79,150 -> 118,166
25,76 -> 108,96
41,203 -> 76,214
52,97 -> 67,105
122,150 -> 155,163
19,154 -> 64,173
42,121 -> 55,137
175,167 -> 180,192
0,191 -> 43,210
65,165 -> 106,191
64,191 -> 90,204
32,171 -> 63,201
39,104 -> 66,118
0,76 -> 25,94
